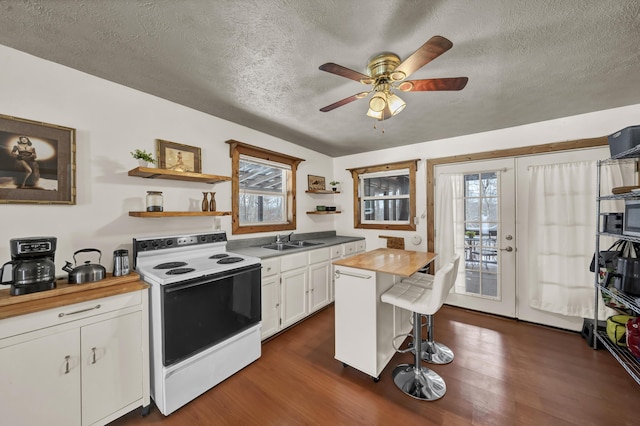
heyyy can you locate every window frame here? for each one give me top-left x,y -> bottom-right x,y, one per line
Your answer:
348,159 -> 418,231
227,140 -> 304,235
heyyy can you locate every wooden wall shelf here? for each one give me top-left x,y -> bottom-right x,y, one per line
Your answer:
129,211 -> 231,217
307,211 -> 341,215
305,189 -> 340,194
128,167 -> 230,184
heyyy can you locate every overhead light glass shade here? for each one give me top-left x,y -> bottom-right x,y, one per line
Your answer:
369,92 -> 387,112
387,93 -> 406,116
366,108 -> 383,120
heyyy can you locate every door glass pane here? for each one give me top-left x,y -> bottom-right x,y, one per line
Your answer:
463,172 -> 499,299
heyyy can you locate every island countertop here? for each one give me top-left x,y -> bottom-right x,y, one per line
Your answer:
332,248 -> 437,277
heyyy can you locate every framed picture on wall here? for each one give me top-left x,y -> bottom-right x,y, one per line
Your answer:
0,114 -> 76,204
308,174 -> 326,191
157,139 -> 202,173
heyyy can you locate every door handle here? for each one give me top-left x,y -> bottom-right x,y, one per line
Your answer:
500,246 -> 514,252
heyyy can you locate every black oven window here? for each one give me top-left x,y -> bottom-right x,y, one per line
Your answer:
161,265 -> 261,366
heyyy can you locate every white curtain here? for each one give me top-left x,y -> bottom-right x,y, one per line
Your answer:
435,173 -> 465,288
527,160 -> 631,319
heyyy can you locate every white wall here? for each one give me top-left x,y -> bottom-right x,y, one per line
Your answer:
332,103 -> 640,252
0,45 -> 334,277
2,41 -> 639,279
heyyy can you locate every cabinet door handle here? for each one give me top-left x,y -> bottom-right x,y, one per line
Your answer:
58,304 -> 101,318
335,270 -> 372,280
91,347 -> 97,364
64,355 -> 71,374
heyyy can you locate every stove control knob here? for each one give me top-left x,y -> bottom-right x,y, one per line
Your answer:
152,241 -> 159,248
140,242 -> 148,249
166,240 -> 173,246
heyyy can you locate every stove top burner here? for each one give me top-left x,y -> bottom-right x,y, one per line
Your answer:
217,257 -> 244,264
166,267 -> 196,275
154,261 -> 188,270
209,253 -> 229,259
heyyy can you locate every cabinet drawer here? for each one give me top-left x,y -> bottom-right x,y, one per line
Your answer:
309,247 -> 330,264
0,290 -> 143,340
261,258 -> 280,277
280,252 -> 308,272
343,242 -> 356,257
330,245 -> 343,259
356,240 -> 366,253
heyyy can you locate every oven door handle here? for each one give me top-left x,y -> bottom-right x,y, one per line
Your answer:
163,264 -> 261,293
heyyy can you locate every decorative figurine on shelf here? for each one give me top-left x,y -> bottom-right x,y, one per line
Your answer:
201,192 -> 209,212
209,192 -> 216,212
329,180 -> 340,192
131,149 -> 156,167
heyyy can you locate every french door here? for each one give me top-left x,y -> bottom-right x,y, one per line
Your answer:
435,147 -> 612,330
435,158 -> 516,318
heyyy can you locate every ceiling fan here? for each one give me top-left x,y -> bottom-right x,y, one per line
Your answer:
319,35 -> 468,121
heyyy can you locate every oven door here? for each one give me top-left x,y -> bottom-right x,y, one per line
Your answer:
161,263 -> 261,366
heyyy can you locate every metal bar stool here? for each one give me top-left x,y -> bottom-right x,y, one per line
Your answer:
400,254 -> 459,364
381,262 -> 455,401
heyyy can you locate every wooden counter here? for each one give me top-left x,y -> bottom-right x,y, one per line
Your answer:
0,272 -> 148,320
332,248 -> 437,277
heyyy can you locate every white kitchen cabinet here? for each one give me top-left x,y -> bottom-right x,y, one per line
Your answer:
81,311 -> 143,425
329,241 -> 366,301
281,267 -> 309,328
334,265 -> 409,380
308,247 -> 330,313
0,286 -> 150,426
260,258 -> 280,340
0,328 -> 80,426
259,241 -> 365,340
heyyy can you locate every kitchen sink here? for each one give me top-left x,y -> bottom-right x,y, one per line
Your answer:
262,243 -> 299,251
261,241 -> 324,250
286,241 -> 323,248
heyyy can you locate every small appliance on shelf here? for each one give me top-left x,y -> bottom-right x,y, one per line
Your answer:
1,236 -> 57,296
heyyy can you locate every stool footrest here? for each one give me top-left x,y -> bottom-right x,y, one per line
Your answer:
391,333 -> 414,354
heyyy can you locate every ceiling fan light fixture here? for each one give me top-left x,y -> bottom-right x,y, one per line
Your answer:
366,108 -> 383,120
369,92 -> 387,112
387,92 -> 406,116
355,91 -> 370,99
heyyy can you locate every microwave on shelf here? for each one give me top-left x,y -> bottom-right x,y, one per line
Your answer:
623,200 -> 640,237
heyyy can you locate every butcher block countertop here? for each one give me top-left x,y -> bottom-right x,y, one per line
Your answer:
0,273 -> 148,320
332,248 -> 437,277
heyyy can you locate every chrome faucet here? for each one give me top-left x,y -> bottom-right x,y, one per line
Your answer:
276,232 -> 294,243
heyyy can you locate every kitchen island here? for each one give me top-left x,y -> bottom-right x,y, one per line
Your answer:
332,248 -> 437,380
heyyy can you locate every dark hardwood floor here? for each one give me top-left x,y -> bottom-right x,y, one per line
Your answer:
111,305 -> 640,425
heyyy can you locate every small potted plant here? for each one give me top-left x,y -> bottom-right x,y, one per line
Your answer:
329,180 -> 340,192
465,230 -> 476,239
131,149 -> 156,167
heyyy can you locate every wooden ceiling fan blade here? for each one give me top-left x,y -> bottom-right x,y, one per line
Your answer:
319,63 -> 370,83
399,77 -> 468,92
393,36 -> 453,79
319,93 -> 364,112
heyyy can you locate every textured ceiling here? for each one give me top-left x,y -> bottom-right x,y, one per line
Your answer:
0,0 -> 639,157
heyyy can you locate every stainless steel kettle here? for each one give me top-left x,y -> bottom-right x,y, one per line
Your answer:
63,248 -> 106,284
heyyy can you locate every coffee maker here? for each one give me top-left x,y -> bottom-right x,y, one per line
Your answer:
1,237 -> 57,295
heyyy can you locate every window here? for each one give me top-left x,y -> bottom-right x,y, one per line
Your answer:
348,159 -> 418,230
227,140 -> 304,235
